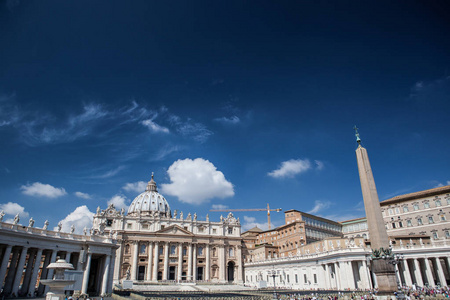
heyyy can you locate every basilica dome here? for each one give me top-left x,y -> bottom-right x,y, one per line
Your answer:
127,174 -> 171,217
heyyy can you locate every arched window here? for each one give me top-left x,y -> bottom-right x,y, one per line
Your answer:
125,244 -> 130,254
140,244 -> 146,254
212,247 -> 217,257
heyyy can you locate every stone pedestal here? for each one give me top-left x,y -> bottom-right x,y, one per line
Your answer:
122,280 -> 133,289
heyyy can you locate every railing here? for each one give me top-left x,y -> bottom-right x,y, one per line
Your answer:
0,221 -> 115,244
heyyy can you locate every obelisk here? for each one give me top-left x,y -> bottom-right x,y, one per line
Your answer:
354,127 -> 397,293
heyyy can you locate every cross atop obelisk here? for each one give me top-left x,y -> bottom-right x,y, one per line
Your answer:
354,127 -> 397,293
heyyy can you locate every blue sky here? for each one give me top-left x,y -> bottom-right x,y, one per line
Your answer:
0,0 -> 449,233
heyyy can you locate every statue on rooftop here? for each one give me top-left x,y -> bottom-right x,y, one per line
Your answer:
0,211 -> 5,222
13,213 -> 20,225
29,217 -> 35,228
57,221 -> 62,232
43,220 -> 49,230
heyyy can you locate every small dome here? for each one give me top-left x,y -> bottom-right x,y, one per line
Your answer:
127,173 -> 171,217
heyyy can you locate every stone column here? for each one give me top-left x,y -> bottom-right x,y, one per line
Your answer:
324,264 -> 330,289
219,245 -> 225,282
11,246 -> 28,295
163,242 -> 169,280
413,258 -> 424,287
44,249 -> 58,294
0,244 -> 12,288
27,248 -> 43,296
402,259 -> 413,287
146,242 -> 153,281
152,242 -> 159,282
37,251 -> 52,296
236,245 -> 243,282
334,262 -> 341,290
434,257 -> 446,287
113,241 -> 123,281
363,260 -> 373,289
20,249 -> 35,295
81,253 -> 92,294
395,263 -> 403,286
177,243 -> 183,282
446,257 -> 450,275
187,244 -> 193,281
346,261 -> 356,289
423,258 -> 435,286
193,244 -> 198,281
101,255 -> 111,296
4,248 -> 19,294
205,244 -> 210,281
131,241 -> 139,281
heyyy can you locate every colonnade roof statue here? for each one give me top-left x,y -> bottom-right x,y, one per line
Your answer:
354,126 -> 397,293
127,173 -> 171,217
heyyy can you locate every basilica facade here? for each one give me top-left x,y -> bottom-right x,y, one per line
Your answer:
92,175 -> 243,285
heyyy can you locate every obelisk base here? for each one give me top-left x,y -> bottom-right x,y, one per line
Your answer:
372,260 -> 398,293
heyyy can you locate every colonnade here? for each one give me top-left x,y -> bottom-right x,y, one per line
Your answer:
119,240 -> 243,283
395,257 -> 450,288
0,243 -> 114,297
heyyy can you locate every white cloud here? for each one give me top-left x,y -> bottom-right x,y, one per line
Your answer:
107,195 -> 129,210
122,181 -> 147,193
20,182 -> 67,198
75,191 -> 91,199
56,205 -> 94,234
161,158 -> 234,204
241,216 -> 271,231
211,204 -> 229,210
214,116 -> 240,125
0,202 -> 30,221
308,200 -> 332,214
141,119 -> 169,133
268,159 -> 311,178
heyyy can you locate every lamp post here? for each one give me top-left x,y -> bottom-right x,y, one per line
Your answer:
268,266 -> 278,300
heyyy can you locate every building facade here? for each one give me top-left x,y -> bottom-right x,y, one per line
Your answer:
92,175 -> 244,284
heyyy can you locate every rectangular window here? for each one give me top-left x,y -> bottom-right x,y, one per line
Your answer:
295,274 -> 298,283
428,216 -> 434,224
399,222 -> 403,228
287,274 -> 290,283
127,223 -> 132,229
392,223 -> 396,229
313,274 -> 317,284
304,274 -> 308,284
445,230 -> 450,238
403,206 -> 409,213
407,220 -> 412,227
389,209 -> 394,215
414,204 -> 419,211
436,200 -> 442,207
212,228 -> 217,234
395,207 -> 400,214
424,202 -> 430,209
432,232 -> 438,239
417,218 -> 423,225
447,199 -> 450,205
441,215 -> 446,221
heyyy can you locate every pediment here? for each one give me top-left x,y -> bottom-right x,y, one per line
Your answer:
157,225 -> 194,236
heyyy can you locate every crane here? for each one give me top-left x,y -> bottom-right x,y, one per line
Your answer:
209,203 -> 282,230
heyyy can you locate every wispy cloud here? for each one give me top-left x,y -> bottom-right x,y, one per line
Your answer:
89,166 -> 125,179
308,200 -> 332,214
168,115 -> 213,143
20,182 -> 67,198
141,119 -> 170,133
214,116 -> 240,125
435,181 -> 450,188
315,160 -> 324,170
211,204 -> 229,210
409,75 -> 450,99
